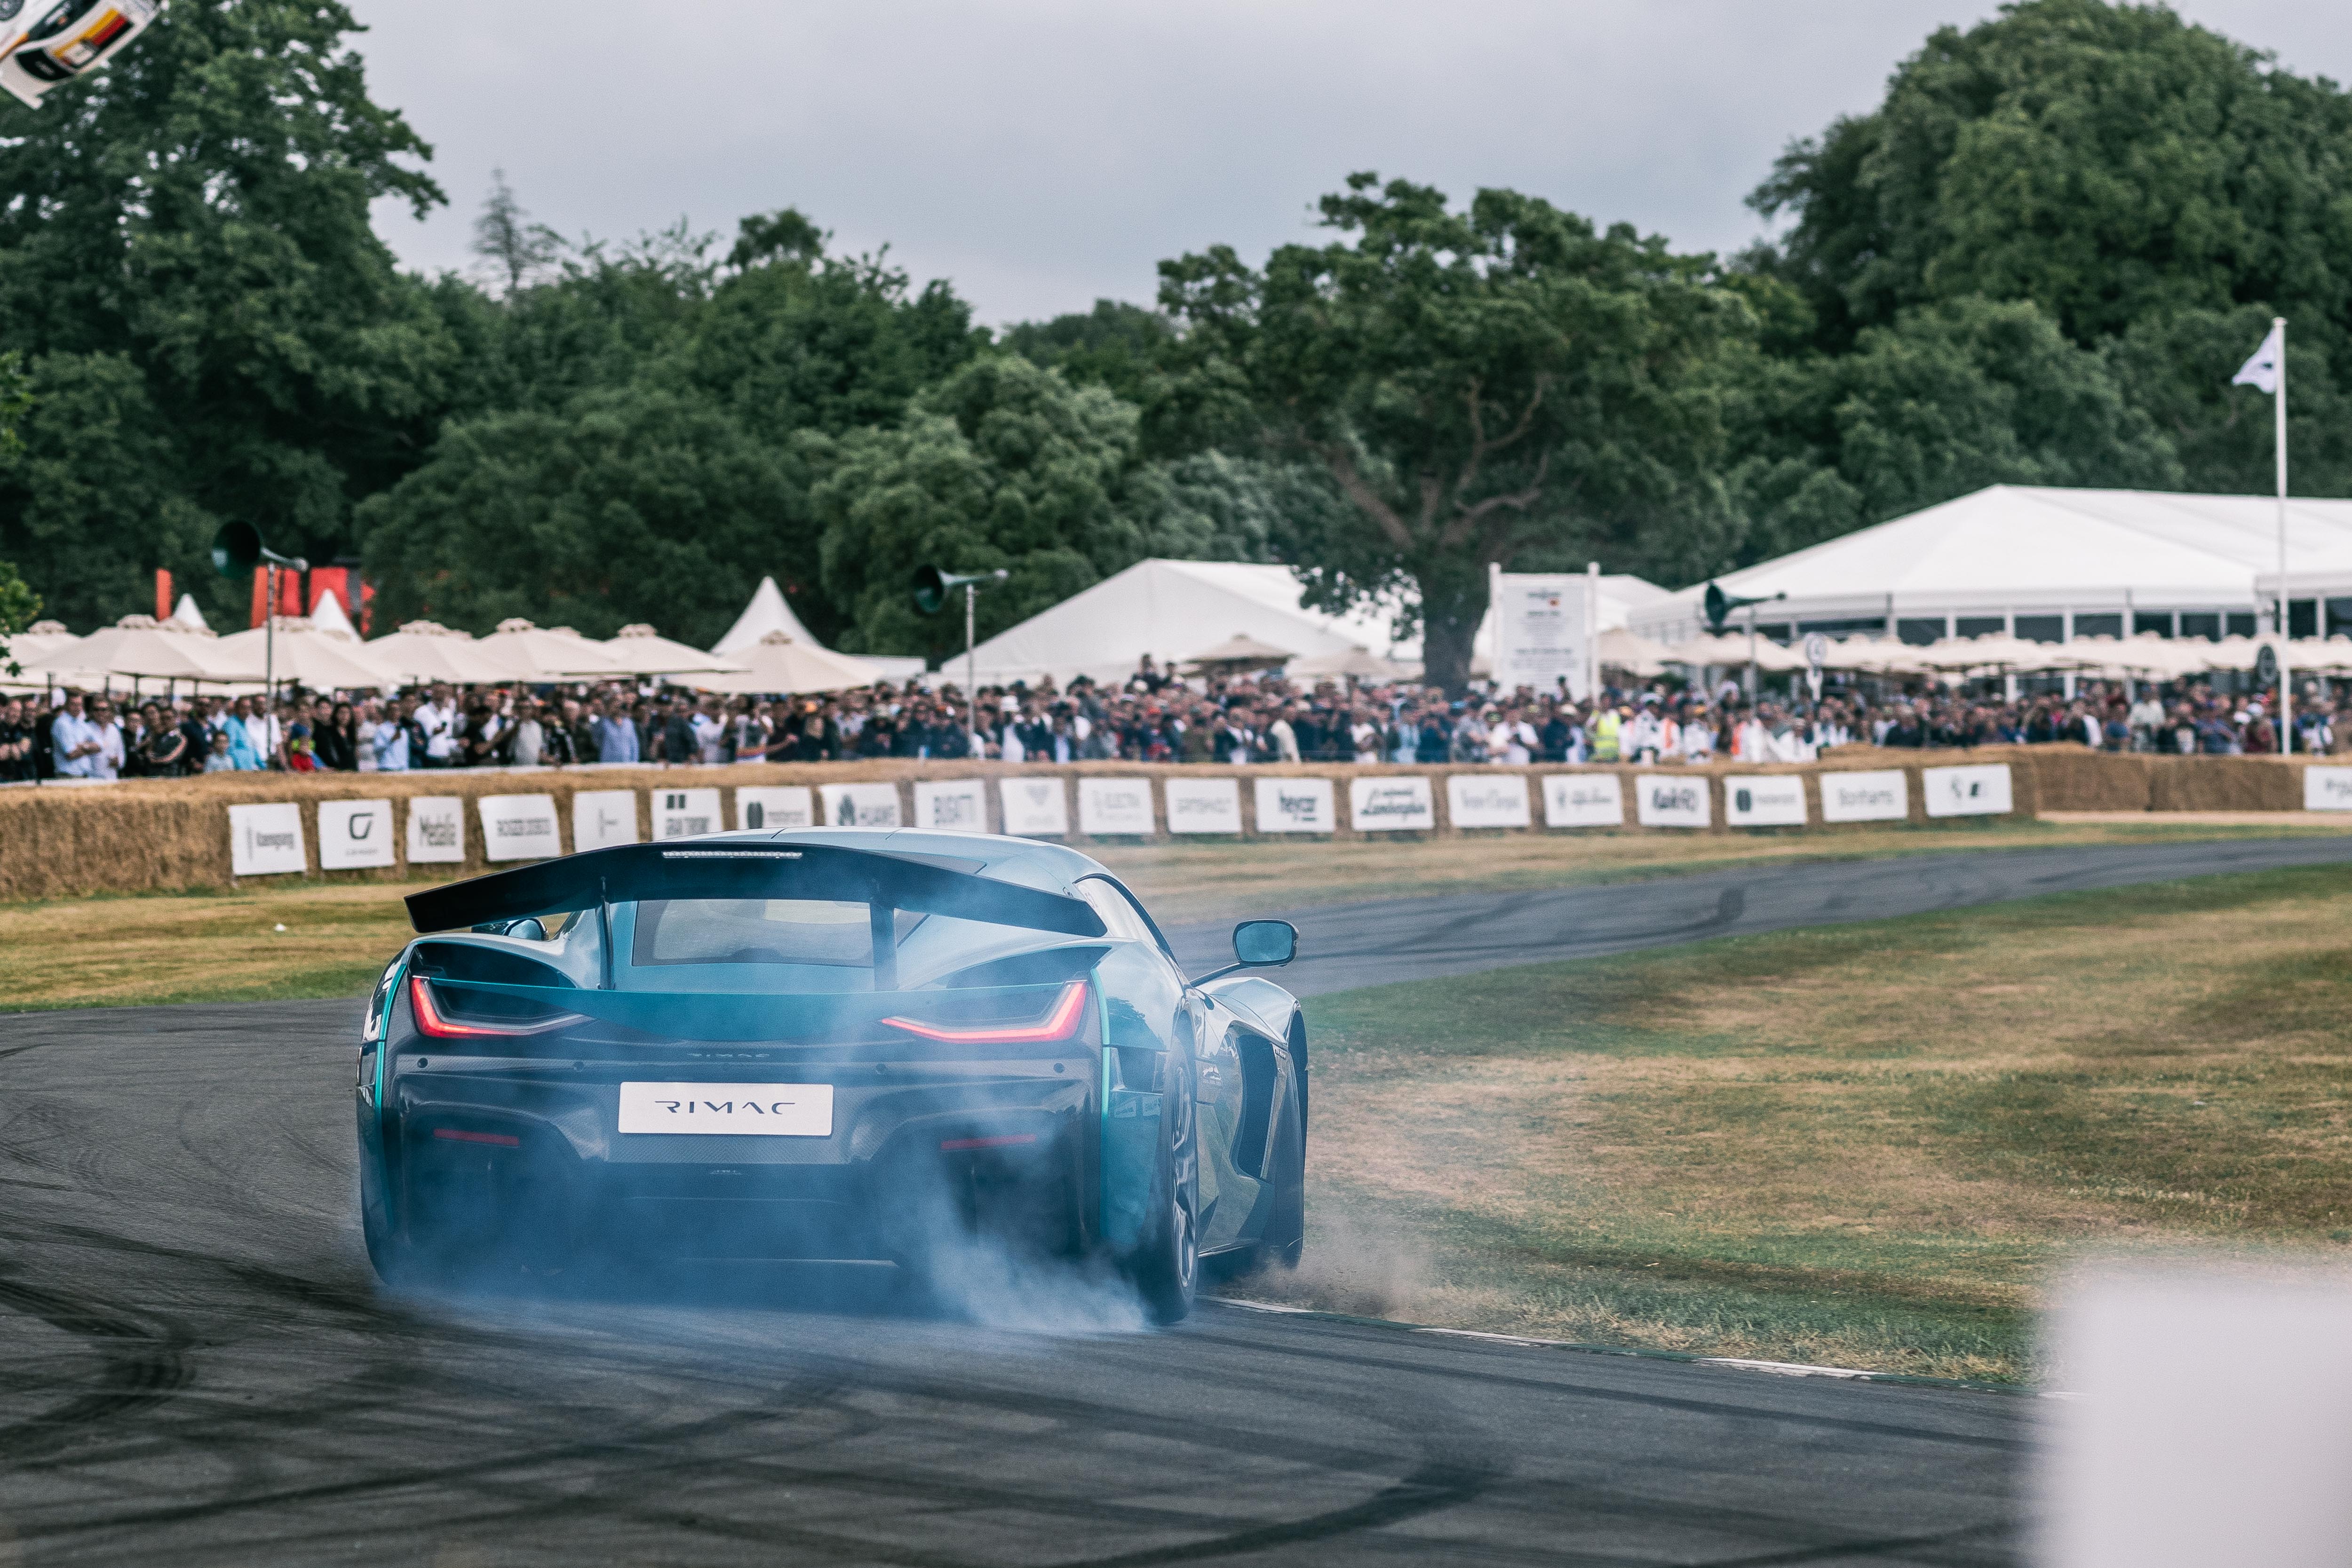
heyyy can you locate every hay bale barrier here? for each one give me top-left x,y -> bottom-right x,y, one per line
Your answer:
0,745 -> 2330,905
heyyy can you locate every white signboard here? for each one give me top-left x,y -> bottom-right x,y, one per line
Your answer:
1077,776 -> 1155,836
2304,766 -> 2352,811
1491,569 -> 1592,700
1253,777 -> 1336,834
228,802 -> 307,876
405,796 -> 466,864
1000,777 -> 1071,838
1923,763 -> 2013,818
912,779 -> 988,833
478,794 -> 561,862
1351,775 -> 1435,832
1543,773 -> 1624,828
1635,774 -> 1711,829
820,781 -> 902,829
572,789 -> 640,851
1819,769 -> 1909,824
618,1081 -> 833,1138
734,785 -> 813,831
317,799 -> 395,870
653,787 -> 723,840
1724,775 -> 1808,828
1447,772 -> 1532,829
1165,776 -> 1242,835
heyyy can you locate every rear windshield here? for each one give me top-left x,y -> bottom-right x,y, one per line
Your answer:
632,899 -> 925,969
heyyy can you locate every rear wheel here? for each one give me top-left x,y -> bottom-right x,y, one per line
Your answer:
1128,1048 -> 1200,1324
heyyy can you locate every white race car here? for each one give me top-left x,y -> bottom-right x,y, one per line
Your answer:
0,0 -> 161,110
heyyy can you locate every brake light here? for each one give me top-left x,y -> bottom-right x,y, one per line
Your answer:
409,975 -> 583,1039
881,980 -> 1089,1044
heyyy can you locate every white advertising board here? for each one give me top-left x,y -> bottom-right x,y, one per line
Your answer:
1350,775 -> 1435,832
1543,772 -> 1625,828
653,787 -> 723,840
1000,777 -> 1071,837
1253,777 -> 1336,834
571,789 -> 640,851
1165,776 -> 1242,835
1491,570 -> 1593,700
2304,766 -> 2352,811
478,794 -> 561,862
820,781 -> 902,829
1819,769 -> 1909,823
1446,772 -> 1532,829
405,796 -> 465,864
316,799 -> 395,870
734,785 -> 814,831
1923,763 -> 2013,818
1724,775 -> 1808,828
1077,776 -> 1155,836
912,780 -> 988,833
1634,774 -> 1711,829
228,802 -> 307,876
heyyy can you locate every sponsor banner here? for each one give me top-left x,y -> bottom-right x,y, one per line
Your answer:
653,787 -> 723,840
2304,766 -> 2352,811
1000,777 -> 1071,838
316,799 -> 395,870
572,789 -> 640,851
734,785 -> 813,831
1635,774 -> 1711,829
405,796 -> 466,864
1253,777 -> 1336,834
478,794 -> 561,862
1543,772 -> 1624,828
1165,776 -> 1242,835
1492,570 -> 1592,700
1447,772 -> 1532,829
228,802 -> 307,876
819,781 -> 902,829
1724,774 -> 1808,828
1351,775 -> 1435,832
1819,769 -> 1909,823
912,779 -> 988,833
1923,763 -> 2013,818
1077,776 -> 1155,836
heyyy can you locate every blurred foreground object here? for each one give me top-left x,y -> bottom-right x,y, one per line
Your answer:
0,0 -> 163,109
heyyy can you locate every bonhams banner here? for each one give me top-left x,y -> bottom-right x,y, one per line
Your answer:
572,789 -> 639,851
654,787 -> 723,840
1724,775 -> 1807,828
1819,769 -> 1908,824
405,796 -> 465,864
1350,775 -> 1435,832
1000,777 -> 1071,837
1491,569 -> 1592,700
1077,777 -> 1154,836
1543,773 -> 1624,828
1923,764 -> 2013,818
1447,773 -> 1532,829
1252,777 -> 1335,833
1635,774 -> 1711,829
734,785 -> 813,831
912,780 -> 987,833
820,781 -> 902,829
228,803 -> 307,876
478,794 -> 561,862
1165,776 -> 1242,834
317,799 -> 395,870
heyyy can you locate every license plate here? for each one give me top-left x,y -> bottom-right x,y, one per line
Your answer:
618,1082 -> 834,1137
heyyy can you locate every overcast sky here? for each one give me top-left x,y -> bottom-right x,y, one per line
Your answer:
352,1 -> 2347,328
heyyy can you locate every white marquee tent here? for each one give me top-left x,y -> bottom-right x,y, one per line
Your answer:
715,575 -> 925,683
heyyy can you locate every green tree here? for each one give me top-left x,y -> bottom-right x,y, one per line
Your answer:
1155,174 -> 1743,691
999,300 -> 1174,404
470,169 -> 566,295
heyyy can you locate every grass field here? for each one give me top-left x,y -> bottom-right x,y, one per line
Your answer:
1224,864 -> 2352,1382
4,814 -> 2344,1012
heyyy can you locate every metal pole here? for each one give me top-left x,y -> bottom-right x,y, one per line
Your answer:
965,581 -> 977,746
1585,561 -> 1599,703
1745,608 -> 1758,700
2275,316 -> 2292,754
264,563 -> 276,727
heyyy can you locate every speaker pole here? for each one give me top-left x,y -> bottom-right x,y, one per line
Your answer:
965,580 -> 977,743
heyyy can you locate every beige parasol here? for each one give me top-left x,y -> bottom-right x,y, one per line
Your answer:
363,621 -> 518,686
471,619 -> 630,681
688,630 -> 884,695
1182,632 -> 1297,673
602,623 -> 746,677
1288,645 -> 1419,681
212,617 -> 397,692
18,614 -> 243,686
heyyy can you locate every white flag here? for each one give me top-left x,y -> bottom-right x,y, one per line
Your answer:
2232,322 -> 2283,394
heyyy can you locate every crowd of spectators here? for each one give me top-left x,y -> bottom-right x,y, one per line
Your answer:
4,661 -> 2348,783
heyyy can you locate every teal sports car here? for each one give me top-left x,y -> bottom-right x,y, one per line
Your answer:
355,828 -> 1307,1323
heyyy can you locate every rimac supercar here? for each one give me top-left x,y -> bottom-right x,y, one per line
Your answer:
356,828 -> 1309,1322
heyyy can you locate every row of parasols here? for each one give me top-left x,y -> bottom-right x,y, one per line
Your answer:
1604,628 -> 2352,682
1,607 -> 888,697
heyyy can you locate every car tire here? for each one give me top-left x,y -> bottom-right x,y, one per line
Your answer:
1264,1086 -> 1306,1271
1129,1048 -> 1199,1325
359,1151 -> 427,1287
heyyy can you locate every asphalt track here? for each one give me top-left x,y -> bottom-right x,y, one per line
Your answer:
3,836 -> 2347,1565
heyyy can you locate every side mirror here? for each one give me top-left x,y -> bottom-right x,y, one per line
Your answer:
1232,919 -> 1297,968
474,916 -> 549,941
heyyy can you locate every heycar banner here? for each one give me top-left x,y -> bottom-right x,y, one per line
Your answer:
734,785 -> 813,831
820,781 -> 901,829
1543,772 -> 1624,828
1351,775 -> 1435,832
1923,764 -> 2013,818
1254,777 -> 1336,834
1820,769 -> 1908,823
405,796 -> 465,864
912,779 -> 987,833
317,798 -> 395,870
1447,772 -> 1532,829
571,789 -> 639,852
1077,776 -> 1154,836
1724,775 -> 1808,828
228,803 -> 307,876
1635,774 -> 1711,829
1165,776 -> 1242,834
478,794 -> 561,862
2304,766 -> 2352,811
1492,569 -> 1592,700
654,787 -> 723,840
1001,777 -> 1071,837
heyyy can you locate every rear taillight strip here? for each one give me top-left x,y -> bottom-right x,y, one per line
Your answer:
409,975 -> 583,1039
881,980 -> 1089,1044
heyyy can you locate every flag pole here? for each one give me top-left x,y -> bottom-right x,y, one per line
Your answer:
2274,316 -> 2290,755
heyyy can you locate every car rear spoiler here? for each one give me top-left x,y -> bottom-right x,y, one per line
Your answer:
403,841 -> 1107,944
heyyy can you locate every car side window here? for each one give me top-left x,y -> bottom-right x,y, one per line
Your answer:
1074,875 -> 1182,969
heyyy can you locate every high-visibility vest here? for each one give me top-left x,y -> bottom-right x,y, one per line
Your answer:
1591,710 -> 1622,761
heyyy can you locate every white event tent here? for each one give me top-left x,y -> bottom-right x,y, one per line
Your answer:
716,575 -> 925,683
1632,485 -> 2352,649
